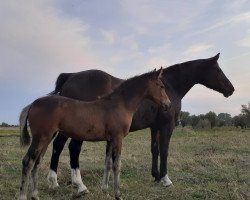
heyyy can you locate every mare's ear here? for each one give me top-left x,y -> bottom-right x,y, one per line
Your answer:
213,53 -> 220,61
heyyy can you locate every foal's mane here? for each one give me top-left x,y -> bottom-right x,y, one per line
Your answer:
101,70 -> 155,100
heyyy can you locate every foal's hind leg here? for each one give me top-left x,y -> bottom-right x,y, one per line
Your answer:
30,141 -> 51,200
102,141 -> 112,190
111,137 -> 123,200
19,141 -> 44,200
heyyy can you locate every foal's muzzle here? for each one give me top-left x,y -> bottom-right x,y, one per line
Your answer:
162,100 -> 171,111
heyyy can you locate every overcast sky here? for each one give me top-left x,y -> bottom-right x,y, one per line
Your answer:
0,0 -> 249,124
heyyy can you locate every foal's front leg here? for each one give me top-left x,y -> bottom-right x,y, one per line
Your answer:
102,141 -> 113,189
112,137 -> 123,200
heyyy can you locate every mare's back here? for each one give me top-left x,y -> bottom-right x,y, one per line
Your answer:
60,70 -> 122,101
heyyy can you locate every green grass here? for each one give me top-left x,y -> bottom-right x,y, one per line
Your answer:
0,127 -> 249,199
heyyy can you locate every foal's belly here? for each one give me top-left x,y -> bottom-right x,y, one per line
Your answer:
63,123 -> 107,141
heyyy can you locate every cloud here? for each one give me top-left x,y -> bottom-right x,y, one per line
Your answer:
101,30 -> 116,45
0,0 -> 100,86
238,29 -> 250,47
193,11 -> 250,35
183,43 -> 213,59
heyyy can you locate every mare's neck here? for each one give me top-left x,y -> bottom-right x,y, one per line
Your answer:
163,60 -> 203,99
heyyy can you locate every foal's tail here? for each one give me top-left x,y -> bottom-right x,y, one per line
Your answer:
49,72 -> 73,95
19,104 -> 31,147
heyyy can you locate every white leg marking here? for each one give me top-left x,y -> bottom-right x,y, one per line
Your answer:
47,169 -> 59,188
18,194 -> 27,200
71,168 -> 89,193
31,190 -> 39,200
161,174 -> 173,187
101,155 -> 112,190
113,157 -> 122,199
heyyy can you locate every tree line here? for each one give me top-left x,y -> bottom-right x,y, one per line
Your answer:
180,102 -> 250,129
1,103 -> 250,129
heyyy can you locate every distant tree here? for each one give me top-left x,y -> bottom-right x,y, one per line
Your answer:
196,118 -> 211,129
217,113 -> 232,126
241,102 -> 250,127
232,115 -> 247,129
190,115 -> 199,128
198,114 -> 205,120
180,111 -> 190,127
241,102 -> 250,115
205,111 -> 217,128
1,122 -> 9,127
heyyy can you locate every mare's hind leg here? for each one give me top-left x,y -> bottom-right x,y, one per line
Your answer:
68,139 -> 88,194
19,140 -> 44,200
48,132 -> 68,188
150,128 -> 160,181
101,141 -> 112,190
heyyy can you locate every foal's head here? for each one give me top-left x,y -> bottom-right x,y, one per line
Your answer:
147,68 -> 171,110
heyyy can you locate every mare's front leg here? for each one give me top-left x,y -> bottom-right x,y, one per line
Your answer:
150,127 -> 160,181
111,137 -> 123,200
159,122 -> 174,187
102,141 -> 113,189
68,139 -> 89,194
47,132 -> 68,188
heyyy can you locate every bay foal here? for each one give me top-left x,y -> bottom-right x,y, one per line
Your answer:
18,68 -> 170,200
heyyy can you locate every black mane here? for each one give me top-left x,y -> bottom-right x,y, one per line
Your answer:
102,70 -> 154,100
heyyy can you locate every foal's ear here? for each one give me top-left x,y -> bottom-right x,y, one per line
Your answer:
155,67 -> 163,79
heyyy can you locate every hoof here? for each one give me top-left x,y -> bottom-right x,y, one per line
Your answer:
72,189 -> 89,199
154,178 -> 160,182
31,196 -> 40,200
79,189 -> 89,195
115,196 -> 123,200
18,195 -> 27,200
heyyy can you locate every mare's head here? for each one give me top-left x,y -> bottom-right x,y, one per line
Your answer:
147,68 -> 171,110
198,53 -> 234,97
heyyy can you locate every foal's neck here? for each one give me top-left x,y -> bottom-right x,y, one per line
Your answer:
113,79 -> 148,113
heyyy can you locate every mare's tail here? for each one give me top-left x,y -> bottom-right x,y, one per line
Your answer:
19,105 -> 31,147
49,73 -> 73,95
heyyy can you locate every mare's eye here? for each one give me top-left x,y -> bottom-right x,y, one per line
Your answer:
161,86 -> 164,89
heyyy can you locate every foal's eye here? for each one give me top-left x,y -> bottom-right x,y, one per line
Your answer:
160,86 -> 164,89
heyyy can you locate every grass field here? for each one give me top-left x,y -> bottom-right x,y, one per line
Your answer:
0,127 -> 249,200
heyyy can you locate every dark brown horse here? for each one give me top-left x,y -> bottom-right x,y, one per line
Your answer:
18,69 -> 170,200
47,53 -> 235,191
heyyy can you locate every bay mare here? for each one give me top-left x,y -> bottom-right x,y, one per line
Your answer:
47,53 -> 235,192
18,69 -> 170,200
